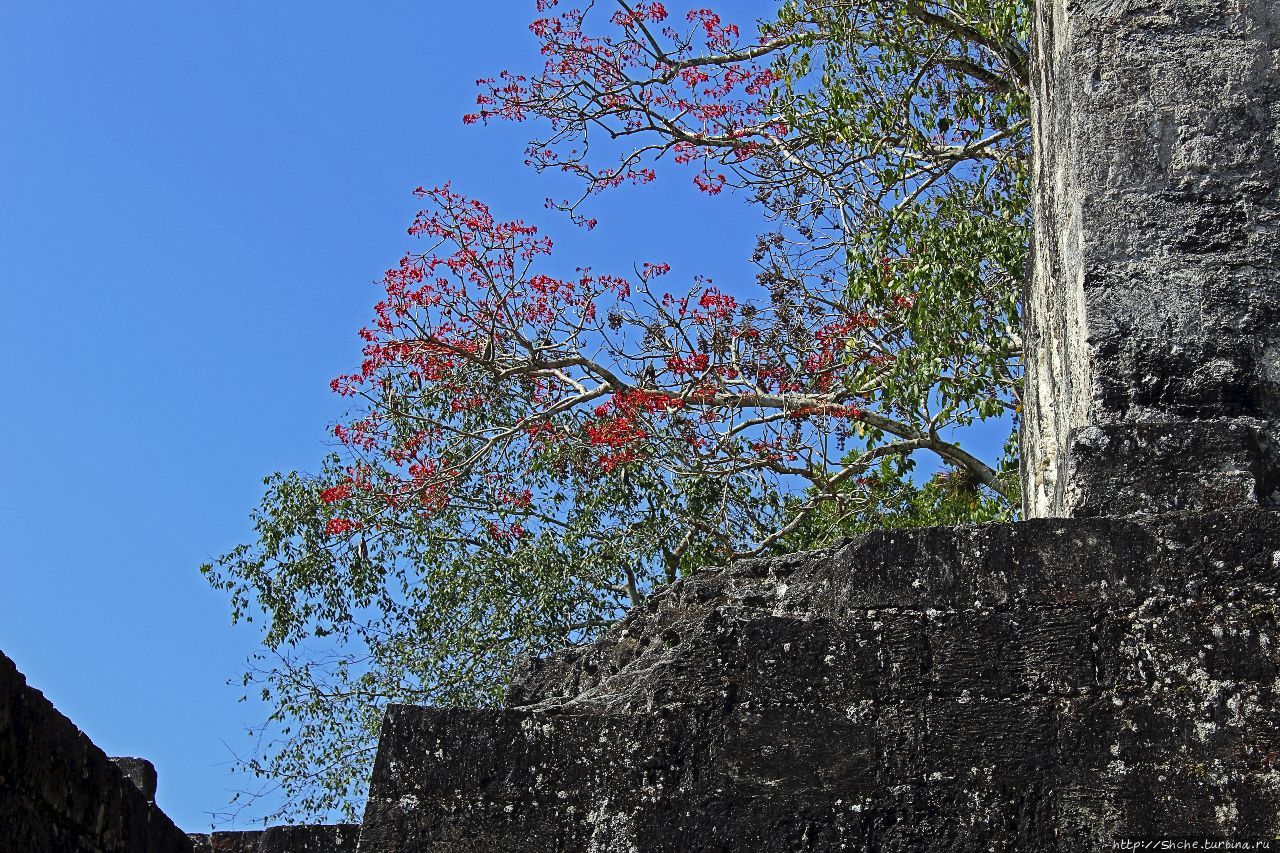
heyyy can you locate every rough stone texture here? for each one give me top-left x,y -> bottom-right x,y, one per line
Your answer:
0,643 -> 356,853
187,826 -> 358,853
259,825 -> 360,853
0,649 -> 194,853
358,509 -> 1280,851
187,831 -> 262,853
1023,0 -> 1280,517
112,756 -> 160,803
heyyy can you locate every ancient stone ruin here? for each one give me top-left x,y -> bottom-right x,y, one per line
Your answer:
358,508 -> 1280,850
2,0 -> 1279,849
1021,0 -> 1280,517
0,651 -> 193,852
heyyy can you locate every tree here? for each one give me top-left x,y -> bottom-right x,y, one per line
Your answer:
204,0 -> 1030,820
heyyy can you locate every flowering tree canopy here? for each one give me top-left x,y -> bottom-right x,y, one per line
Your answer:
322,183 -> 1002,566
204,0 -> 1030,821
464,0 -> 1029,504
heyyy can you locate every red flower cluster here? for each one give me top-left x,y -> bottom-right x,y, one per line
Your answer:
464,2 -> 787,199
320,484 -> 353,504
325,518 -> 360,536
318,176 -> 914,554
697,287 -> 736,320
665,352 -> 710,376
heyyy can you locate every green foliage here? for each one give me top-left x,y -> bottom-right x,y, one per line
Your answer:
763,0 -> 1029,445
783,431 -> 1022,551
202,449 -> 776,819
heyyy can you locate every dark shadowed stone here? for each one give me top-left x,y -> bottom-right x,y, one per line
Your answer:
111,757 -> 158,803
1062,421 -> 1280,517
188,824 -> 359,853
260,824 -> 360,853
0,650 -> 193,852
186,830 -> 262,852
358,510 -> 1280,851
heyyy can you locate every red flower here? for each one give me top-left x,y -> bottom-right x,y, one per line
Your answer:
325,518 -> 361,536
320,484 -> 353,504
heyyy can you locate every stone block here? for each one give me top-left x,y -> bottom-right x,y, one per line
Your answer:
260,824 -> 359,853
1023,0 -> 1280,517
359,511 -> 1280,849
110,756 -> 158,803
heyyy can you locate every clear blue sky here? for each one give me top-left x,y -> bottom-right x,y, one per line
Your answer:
0,0 -> 775,832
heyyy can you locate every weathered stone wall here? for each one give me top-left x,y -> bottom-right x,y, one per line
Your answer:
357,509 -> 1280,850
0,647 -> 359,853
188,825 -> 358,853
187,830 -> 263,853
258,825 -> 360,853
1023,0 -> 1280,517
0,650 -> 194,853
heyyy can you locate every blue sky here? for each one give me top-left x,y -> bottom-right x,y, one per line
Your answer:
0,0 -> 776,831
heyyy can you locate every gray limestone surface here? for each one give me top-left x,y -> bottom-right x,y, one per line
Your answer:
259,824 -> 360,853
187,831 -> 262,853
186,825 -> 359,853
1023,0 -> 1280,517
357,510 -> 1280,851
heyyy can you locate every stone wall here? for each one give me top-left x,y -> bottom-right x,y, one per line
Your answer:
0,650 -> 194,853
1022,0 -> 1280,517
112,757 -> 160,803
10,509 -> 1276,851
357,509 -> 1280,850
187,825 -> 358,853
0,647 -> 362,853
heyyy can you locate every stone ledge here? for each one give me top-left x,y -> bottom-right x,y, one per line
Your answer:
512,509 -> 1280,709
1063,420 -> 1280,517
188,825 -> 359,853
361,510 -> 1280,851
360,700 -> 1280,851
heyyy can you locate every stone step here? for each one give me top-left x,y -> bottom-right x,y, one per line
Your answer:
748,509 -> 1280,617
357,704 -> 1047,852
357,696 -> 1280,852
358,510 -> 1280,850
189,825 -> 359,853
510,509 -> 1280,708
513,598 -> 1280,717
